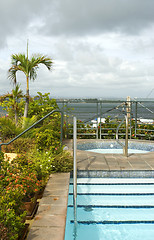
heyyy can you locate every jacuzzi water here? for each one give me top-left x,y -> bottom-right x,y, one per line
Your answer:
86,149 -> 149,154
64,178 -> 154,240
77,141 -> 154,154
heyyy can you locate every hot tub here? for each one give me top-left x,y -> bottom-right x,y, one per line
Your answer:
77,140 -> 154,154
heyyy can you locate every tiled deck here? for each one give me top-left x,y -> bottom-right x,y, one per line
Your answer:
65,139 -> 154,171
27,139 -> 154,240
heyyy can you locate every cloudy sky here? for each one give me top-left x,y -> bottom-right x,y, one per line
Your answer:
0,0 -> 154,99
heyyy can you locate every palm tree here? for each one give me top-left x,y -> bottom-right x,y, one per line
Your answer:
8,47 -> 53,118
0,84 -> 23,125
10,84 -> 23,125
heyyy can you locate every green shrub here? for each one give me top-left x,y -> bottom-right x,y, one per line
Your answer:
30,148 -> 73,182
2,137 -> 35,153
28,92 -> 58,119
52,150 -> 73,172
34,118 -> 61,152
0,117 -> 21,141
0,190 -> 26,240
0,151 -> 4,165
0,157 -> 27,240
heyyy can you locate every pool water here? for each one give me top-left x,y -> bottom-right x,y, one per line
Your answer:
64,178 -> 154,240
86,149 -> 149,154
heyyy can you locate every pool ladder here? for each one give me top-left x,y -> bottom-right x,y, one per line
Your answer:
116,115 -> 128,157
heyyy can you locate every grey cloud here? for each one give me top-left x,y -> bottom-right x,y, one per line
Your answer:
0,0 -> 154,99
0,0 -> 53,49
1,0 -> 154,49
43,0 -> 154,36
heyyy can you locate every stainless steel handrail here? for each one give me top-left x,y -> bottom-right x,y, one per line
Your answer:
0,109 -> 63,151
73,116 -> 77,238
116,115 -> 128,157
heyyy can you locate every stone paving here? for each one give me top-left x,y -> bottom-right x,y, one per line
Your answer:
27,173 -> 70,240
65,139 -> 154,171
27,139 -> 154,240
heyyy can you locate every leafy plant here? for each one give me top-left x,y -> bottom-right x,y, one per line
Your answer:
28,92 -> 58,119
0,189 -> 26,240
30,148 -> 73,182
1,137 -> 35,153
52,150 -> 73,172
34,117 -> 61,152
0,151 -> 4,165
0,84 -> 24,125
0,157 -> 27,240
0,116 -> 21,141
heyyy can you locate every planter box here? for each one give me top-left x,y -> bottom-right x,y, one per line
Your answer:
36,186 -> 45,199
18,223 -> 29,240
24,196 -> 39,220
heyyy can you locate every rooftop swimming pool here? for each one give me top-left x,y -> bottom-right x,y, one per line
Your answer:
77,140 -> 154,154
65,177 -> 154,240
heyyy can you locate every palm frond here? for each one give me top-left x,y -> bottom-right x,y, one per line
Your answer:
8,52 -> 53,92
8,54 -> 28,84
30,55 -> 53,71
29,68 -> 37,81
11,54 -> 26,66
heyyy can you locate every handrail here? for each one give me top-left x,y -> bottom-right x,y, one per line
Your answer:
116,115 -> 128,157
73,116 -> 77,239
0,109 -> 63,151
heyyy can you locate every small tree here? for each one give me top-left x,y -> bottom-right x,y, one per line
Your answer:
8,44 -> 53,118
0,84 -> 24,125
28,92 -> 58,119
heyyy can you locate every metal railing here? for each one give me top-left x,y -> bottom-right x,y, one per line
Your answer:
0,109 -> 63,151
73,116 -> 77,239
57,98 -> 154,140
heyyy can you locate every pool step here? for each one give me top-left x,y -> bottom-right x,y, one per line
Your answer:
67,206 -> 154,222
70,220 -> 154,224
65,179 -> 154,240
68,181 -> 154,222
68,194 -> 154,206
69,192 -> 154,195
68,205 -> 154,208
69,183 -> 154,194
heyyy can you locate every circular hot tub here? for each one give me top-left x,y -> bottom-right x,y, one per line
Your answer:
77,140 -> 154,154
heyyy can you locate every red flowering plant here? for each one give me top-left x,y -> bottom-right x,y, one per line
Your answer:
0,187 -> 26,240
0,154 -> 27,240
0,154 -> 42,202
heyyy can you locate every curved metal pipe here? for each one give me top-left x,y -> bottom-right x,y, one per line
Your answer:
116,115 -> 128,157
0,109 -> 63,151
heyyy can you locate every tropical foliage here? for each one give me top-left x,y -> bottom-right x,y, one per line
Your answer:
0,143 -> 73,239
0,84 -> 24,125
8,51 -> 53,118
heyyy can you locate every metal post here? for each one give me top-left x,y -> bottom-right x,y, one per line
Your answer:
96,102 -> 99,139
73,116 -> 77,229
129,102 -> 132,139
100,102 -> 102,139
66,102 -> 69,138
60,111 -> 63,146
123,97 -> 130,157
135,102 -> 137,138
124,115 -> 128,157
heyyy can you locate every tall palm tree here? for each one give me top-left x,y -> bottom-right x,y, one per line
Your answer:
8,48 -> 53,118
